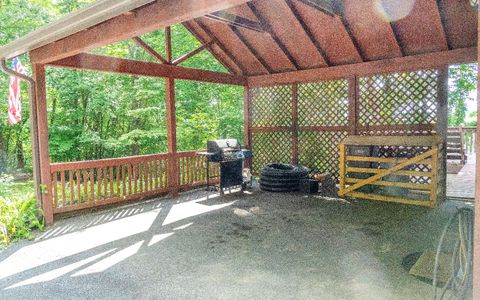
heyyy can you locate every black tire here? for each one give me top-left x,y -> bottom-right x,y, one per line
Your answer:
259,180 -> 299,188
259,176 -> 300,184
260,163 -> 309,178
260,185 -> 299,192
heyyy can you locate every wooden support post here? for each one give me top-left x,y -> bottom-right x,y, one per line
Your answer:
292,84 -> 299,165
32,64 -> 53,224
437,67 -> 448,203
165,76 -> 178,196
348,76 -> 357,135
243,85 -> 252,168
165,26 -> 172,63
473,8 -> 480,298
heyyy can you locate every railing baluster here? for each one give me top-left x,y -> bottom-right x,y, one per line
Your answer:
122,165 -> 126,197
61,170 -> 66,207
83,169 -> 88,204
103,167 -> 108,199
90,168 -> 94,204
69,170 -> 74,205
76,169 -> 81,203
133,163 -> 137,194
109,165 -> 114,198
52,172 -> 58,209
116,164 -> 120,197
97,168 -> 102,200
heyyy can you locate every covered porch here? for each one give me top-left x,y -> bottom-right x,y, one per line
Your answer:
0,0 -> 479,298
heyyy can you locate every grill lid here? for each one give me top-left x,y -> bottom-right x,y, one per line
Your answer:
207,139 -> 241,153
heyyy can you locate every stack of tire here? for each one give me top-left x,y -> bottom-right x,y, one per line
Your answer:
259,163 -> 309,192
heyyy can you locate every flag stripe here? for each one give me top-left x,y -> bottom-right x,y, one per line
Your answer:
8,57 -> 24,125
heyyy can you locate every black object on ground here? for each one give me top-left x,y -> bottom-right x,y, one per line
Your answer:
299,179 -> 319,194
259,163 -> 308,192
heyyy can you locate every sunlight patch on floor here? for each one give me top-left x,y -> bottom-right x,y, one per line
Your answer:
5,249 -> 116,289
148,233 -> 174,247
162,194 -> 235,226
0,208 -> 161,280
71,241 -> 144,277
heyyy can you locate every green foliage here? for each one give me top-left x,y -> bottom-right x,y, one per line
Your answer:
0,1 -> 243,171
0,175 -> 43,247
448,64 -> 477,126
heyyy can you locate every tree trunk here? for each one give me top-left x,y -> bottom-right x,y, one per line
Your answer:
15,137 -> 25,170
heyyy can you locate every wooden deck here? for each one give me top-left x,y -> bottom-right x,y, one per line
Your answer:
447,154 -> 476,199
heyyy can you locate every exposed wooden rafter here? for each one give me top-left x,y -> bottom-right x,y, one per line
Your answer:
247,2 -> 299,70
297,0 -> 335,16
389,23 -> 405,56
194,18 -> 248,75
331,1 -> 366,62
48,53 -> 247,86
284,0 -> 331,66
182,21 -> 240,74
229,25 -> 273,73
132,36 -> 169,64
435,0 -> 452,50
205,11 -> 265,32
30,0 -> 252,64
165,26 -> 172,63
172,41 -> 214,65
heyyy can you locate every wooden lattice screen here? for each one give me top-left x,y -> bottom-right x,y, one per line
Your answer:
248,69 -> 443,182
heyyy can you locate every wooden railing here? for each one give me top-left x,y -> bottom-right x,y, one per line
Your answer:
462,126 -> 476,154
50,151 -> 217,214
177,151 -> 219,189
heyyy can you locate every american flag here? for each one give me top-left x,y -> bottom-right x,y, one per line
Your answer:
8,57 -> 25,125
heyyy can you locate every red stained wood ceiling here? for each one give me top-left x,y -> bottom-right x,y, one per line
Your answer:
184,0 -> 477,76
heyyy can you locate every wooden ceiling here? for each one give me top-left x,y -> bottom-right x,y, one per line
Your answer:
183,0 -> 478,76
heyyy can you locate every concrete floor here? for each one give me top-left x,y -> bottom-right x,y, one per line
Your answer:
0,187 -> 471,300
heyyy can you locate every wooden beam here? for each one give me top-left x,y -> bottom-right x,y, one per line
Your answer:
247,2 -> 300,70
389,23 -> 405,56
205,11 -> 265,32
474,7 -> 480,299
132,36 -> 168,64
437,67 -> 448,204
291,84 -> 299,165
230,26 -> 273,73
248,47 -> 477,87
165,76 -> 178,196
30,0 -> 252,64
285,0 -> 331,66
49,53 -> 247,86
332,1 -> 366,62
32,64 -> 54,225
435,0 -> 452,50
172,41 -> 213,66
165,26 -> 172,63
194,18 -> 248,75
297,0 -> 335,16
182,22 -> 239,74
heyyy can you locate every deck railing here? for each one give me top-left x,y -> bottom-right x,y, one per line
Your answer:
50,151 -> 218,214
462,126 -> 476,154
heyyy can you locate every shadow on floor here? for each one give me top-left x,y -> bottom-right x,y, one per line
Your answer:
0,187 -> 471,300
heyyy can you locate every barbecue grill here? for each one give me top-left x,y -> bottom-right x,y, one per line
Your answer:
197,139 -> 252,194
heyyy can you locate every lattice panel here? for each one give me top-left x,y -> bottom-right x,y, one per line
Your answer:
251,131 -> 292,174
358,69 -> 438,133
298,131 -> 348,181
250,85 -> 292,127
298,80 -> 349,127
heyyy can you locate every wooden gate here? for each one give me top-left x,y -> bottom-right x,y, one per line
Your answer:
338,136 -> 443,208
